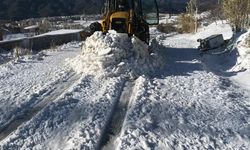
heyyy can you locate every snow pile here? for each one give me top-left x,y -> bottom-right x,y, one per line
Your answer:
61,41 -> 82,49
36,29 -> 82,37
229,30 -> 250,90
233,30 -> 250,71
68,31 -> 163,79
238,31 -> 250,69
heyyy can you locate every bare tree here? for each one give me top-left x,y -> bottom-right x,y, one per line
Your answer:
186,0 -> 198,33
210,0 -> 224,24
39,19 -> 52,33
223,0 -> 250,32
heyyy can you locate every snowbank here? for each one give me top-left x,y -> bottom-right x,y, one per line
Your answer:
60,41 -> 83,50
37,29 -> 82,37
232,30 -> 250,71
67,31 -> 163,79
230,30 -> 250,90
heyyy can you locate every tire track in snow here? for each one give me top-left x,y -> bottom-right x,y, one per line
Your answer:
99,80 -> 136,150
0,72 -> 80,141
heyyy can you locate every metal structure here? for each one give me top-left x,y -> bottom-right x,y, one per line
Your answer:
90,0 -> 159,44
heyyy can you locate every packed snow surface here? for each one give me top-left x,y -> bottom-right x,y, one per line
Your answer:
0,20 -> 249,150
116,23 -> 249,150
0,42 -> 81,134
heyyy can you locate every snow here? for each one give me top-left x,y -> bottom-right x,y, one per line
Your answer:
0,43 -> 81,135
0,18 -> 249,150
1,76 -> 124,150
0,40 -> 127,149
232,31 -> 250,71
159,15 -> 179,24
2,29 -> 83,42
195,22 -> 233,40
24,25 -> 39,30
230,30 -> 250,91
67,30 -> 164,79
2,33 -> 28,41
117,22 -> 250,150
74,20 -> 99,27
119,74 -> 250,149
37,29 -> 83,37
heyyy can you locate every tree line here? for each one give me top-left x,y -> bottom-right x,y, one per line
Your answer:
183,0 -> 250,33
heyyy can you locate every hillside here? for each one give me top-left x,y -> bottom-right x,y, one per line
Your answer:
0,0 -> 102,20
0,0 -> 189,20
0,0 -> 220,21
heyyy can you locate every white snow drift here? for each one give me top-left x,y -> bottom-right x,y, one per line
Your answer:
68,31 -> 163,79
233,31 -> 250,71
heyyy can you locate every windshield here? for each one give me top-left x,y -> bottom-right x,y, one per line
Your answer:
141,0 -> 159,25
107,0 -> 132,11
116,0 -> 130,11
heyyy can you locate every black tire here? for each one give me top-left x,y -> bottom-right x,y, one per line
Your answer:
89,22 -> 102,34
136,23 -> 150,45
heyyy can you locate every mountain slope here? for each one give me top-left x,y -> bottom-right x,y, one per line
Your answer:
0,0 -> 220,20
0,0 -> 188,20
0,0 -> 102,20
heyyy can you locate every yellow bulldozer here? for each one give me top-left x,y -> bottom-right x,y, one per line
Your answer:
89,0 -> 159,44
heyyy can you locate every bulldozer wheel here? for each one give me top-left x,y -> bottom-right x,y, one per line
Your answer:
136,25 -> 150,45
139,34 -> 149,45
89,22 -> 102,34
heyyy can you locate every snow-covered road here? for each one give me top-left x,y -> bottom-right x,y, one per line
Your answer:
0,43 -> 81,135
114,23 -> 249,150
0,22 -> 249,150
119,75 -> 250,149
119,60 -> 250,150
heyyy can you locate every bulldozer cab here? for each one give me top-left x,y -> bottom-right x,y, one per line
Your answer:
116,0 -> 130,11
103,0 -> 159,25
140,0 -> 159,25
94,0 -> 159,44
